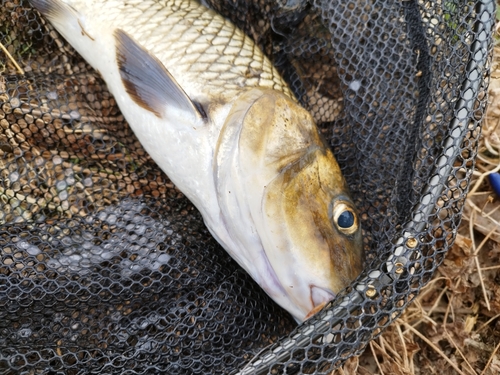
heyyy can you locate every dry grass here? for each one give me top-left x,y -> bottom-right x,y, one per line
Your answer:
332,40 -> 500,375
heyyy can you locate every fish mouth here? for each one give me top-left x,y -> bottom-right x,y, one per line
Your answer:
305,286 -> 336,320
311,285 -> 336,307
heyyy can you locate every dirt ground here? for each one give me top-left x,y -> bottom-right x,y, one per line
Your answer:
332,34 -> 500,375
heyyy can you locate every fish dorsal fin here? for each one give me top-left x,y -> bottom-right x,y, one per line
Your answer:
114,29 -> 205,120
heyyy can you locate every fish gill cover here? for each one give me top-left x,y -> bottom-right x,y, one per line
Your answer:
0,0 -> 494,374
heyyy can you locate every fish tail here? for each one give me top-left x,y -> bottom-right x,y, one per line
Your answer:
30,0 -> 76,25
30,0 -> 94,45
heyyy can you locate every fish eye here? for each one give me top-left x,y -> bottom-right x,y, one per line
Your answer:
332,202 -> 359,236
338,210 -> 354,228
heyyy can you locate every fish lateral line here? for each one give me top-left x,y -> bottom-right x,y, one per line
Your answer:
114,28 -> 206,121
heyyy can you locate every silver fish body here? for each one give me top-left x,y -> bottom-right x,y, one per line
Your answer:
30,0 -> 363,322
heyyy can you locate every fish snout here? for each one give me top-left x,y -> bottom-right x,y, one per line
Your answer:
304,285 -> 336,320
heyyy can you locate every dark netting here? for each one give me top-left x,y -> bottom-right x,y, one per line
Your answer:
0,0 -> 495,374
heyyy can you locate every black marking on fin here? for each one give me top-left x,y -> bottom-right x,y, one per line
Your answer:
192,101 -> 208,120
114,29 -> 204,120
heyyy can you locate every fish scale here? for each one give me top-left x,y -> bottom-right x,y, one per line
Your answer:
66,0 -> 292,101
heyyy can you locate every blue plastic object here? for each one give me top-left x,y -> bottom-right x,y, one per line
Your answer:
488,172 -> 500,198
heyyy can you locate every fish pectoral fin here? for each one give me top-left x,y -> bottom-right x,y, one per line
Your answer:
114,29 -> 205,121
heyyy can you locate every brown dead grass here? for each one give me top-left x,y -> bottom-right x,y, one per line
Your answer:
332,39 -> 500,375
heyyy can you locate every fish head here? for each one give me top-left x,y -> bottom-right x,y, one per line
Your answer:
234,89 -> 364,322
263,147 -> 364,321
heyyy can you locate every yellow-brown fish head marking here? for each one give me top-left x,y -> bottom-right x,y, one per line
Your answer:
235,89 -> 363,321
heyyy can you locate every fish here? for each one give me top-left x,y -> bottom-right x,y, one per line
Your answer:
29,0 -> 363,322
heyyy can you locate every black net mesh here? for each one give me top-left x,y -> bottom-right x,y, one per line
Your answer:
0,0 -> 495,374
